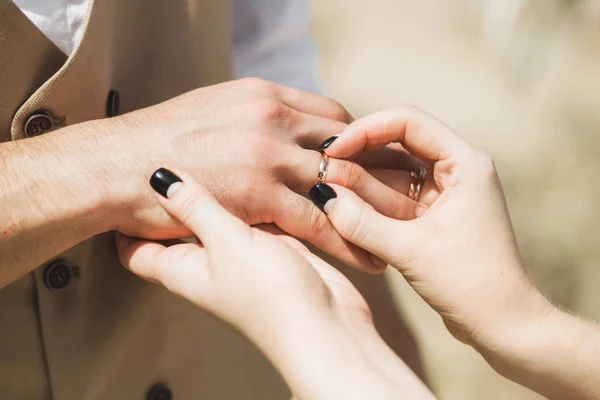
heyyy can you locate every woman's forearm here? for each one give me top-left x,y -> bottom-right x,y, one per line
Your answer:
482,304 -> 600,399
0,122 -> 118,287
250,308 -> 435,400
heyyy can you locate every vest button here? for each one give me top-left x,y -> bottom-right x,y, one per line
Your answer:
106,90 -> 121,117
146,383 -> 172,400
24,112 -> 54,137
43,260 -> 72,290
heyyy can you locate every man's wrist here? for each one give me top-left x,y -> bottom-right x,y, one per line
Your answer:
32,117 -> 140,235
68,116 -> 151,232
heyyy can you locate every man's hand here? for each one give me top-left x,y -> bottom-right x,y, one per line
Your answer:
0,78 -> 418,283
97,78 -> 414,271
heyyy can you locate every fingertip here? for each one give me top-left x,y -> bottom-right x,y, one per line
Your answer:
321,124 -> 353,155
114,231 -> 135,252
308,183 -> 337,212
318,135 -> 340,151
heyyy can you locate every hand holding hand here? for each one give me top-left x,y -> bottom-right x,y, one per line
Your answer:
102,78 -> 419,272
312,106 -> 553,349
116,168 -> 434,400
116,168 -> 370,340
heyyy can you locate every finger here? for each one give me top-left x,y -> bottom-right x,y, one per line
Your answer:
254,223 -> 287,236
149,168 -> 251,248
354,143 -> 421,170
115,232 -> 212,299
291,111 -> 347,149
324,106 -> 471,163
241,78 -> 354,123
307,183 -> 422,267
286,150 -> 420,220
367,169 -> 440,208
115,232 -> 164,283
270,188 -> 386,273
254,224 -> 315,255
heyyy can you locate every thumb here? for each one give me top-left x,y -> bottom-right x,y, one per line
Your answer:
149,168 -> 251,248
308,183 -> 419,266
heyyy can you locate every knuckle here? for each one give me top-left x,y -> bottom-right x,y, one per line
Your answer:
247,98 -> 291,125
237,77 -> 273,93
477,151 -> 497,177
468,150 -> 497,181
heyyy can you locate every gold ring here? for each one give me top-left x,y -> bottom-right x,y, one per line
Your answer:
408,167 -> 427,202
316,151 -> 329,184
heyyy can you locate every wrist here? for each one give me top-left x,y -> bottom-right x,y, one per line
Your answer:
474,289 -> 556,376
11,124 -> 119,237
75,116 -> 154,232
250,307 -> 432,399
481,304 -> 600,399
263,312 -> 392,399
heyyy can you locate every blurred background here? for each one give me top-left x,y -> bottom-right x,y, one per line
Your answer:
311,0 -> 600,399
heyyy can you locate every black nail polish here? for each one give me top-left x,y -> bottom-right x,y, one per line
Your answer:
309,183 -> 337,212
150,168 -> 182,198
318,135 -> 338,150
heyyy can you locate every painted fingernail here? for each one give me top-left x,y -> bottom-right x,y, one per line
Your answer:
318,135 -> 339,150
309,183 -> 337,212
150,168 -> 183,198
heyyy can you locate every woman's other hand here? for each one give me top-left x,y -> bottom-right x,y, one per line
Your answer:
313,106 -> 553,350
116,169 -> 370,342
116,168 -> 436,400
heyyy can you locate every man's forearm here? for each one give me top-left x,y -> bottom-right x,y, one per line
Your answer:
484,305 -> 600,399
0,122 -> 119,287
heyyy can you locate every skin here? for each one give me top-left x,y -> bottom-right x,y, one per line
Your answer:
0,78 -> 430,387
116,170 -> 435,400
321,106 -> 600,400
120,105 -> 600,400
0,78 -> 424,288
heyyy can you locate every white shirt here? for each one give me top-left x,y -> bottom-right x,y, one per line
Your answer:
13,0 -> 323,93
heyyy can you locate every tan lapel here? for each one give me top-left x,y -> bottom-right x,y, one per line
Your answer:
0,0 -> 67,142
9,0 -> 113,141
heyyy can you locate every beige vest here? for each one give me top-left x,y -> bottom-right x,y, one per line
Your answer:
0,1 -> 288,398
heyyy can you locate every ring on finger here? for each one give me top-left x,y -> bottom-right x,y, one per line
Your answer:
408,167 -> 427,202
316,151 -> 329,184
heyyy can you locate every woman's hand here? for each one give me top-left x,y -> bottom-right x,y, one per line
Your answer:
313,106 -> 600,400
116,168 -> 435,400
312,106 -> 553,351
116,169 -> 370,339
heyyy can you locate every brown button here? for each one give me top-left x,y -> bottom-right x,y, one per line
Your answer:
146,383 -> 172,400
24,112 -> 54,137
43,260 -> 72,290
106,90 -> 120,117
